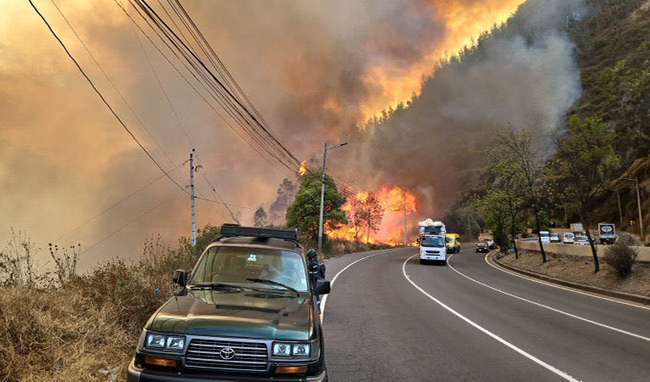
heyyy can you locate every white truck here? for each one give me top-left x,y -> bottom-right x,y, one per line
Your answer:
598,223 -> 617,244
418,219 -> 447,265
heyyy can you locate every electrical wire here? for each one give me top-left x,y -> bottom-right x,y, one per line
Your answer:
29,0 -> 190,197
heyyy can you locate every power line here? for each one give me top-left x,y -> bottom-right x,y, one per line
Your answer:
80,188 -> 183,255
131,0 -> 301,171
113,0 -> 298,179
54,161 -> 184,243
29,0 -> 190,197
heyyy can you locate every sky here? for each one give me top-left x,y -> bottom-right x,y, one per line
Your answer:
0,0 -> 527,269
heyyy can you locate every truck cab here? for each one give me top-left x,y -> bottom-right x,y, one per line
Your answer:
445,233 -> 460,253
127,224 -> 330,382
419,235 -> 447,265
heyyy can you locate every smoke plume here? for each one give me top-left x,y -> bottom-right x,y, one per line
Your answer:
0,0 -> 585,267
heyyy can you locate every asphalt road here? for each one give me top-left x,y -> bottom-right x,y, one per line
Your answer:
322,246 -> 650,381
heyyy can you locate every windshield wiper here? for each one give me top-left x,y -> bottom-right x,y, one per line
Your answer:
246,278 -> 300,297
188,283 -> 244,291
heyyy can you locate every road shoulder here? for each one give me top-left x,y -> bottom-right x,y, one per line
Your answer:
489,251 -> 650,307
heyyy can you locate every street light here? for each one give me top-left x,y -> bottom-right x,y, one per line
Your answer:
318,142 -> 348,253
622,177 -> 644,241
402,185 -> 415,246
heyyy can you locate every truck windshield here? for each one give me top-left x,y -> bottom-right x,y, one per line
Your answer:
421,236 -> 445,248
189,246 -> 309,292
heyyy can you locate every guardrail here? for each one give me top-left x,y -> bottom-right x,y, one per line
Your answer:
517,241 -> 650,263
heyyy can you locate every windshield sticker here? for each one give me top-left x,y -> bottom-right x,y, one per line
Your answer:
247,254 -> 258,262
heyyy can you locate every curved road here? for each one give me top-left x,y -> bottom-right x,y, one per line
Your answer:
322,246 -> 650,381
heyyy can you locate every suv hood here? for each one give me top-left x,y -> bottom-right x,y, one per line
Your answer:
148,289 -> 313,341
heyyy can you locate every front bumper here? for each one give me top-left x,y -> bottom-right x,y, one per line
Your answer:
420,254 -> 446,261
127,359 -> 327,382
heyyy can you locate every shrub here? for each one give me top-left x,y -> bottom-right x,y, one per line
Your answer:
604,241 -> 638,278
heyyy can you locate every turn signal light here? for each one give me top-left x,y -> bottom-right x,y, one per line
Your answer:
276,366 -> 308,374
144,356 -> 177,368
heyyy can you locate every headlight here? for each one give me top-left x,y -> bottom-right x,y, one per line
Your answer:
144,332 -> 186,352
166,336 -> 185,351
273,343 -> 291,356
292,343 -> 310,357
146,333 -> 166,348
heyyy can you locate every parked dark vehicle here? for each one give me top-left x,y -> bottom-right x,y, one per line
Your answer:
128,224 -> 330,382
476,242 -> 489,253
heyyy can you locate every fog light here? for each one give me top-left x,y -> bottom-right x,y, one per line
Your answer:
276,366 -> 308,374
144,356 -> 177,368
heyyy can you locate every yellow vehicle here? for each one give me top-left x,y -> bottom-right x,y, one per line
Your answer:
446,233 -> 461,254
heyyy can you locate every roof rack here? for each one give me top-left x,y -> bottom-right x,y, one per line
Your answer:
220,224 -> 299,242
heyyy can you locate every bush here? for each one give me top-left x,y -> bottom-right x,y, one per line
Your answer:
604,242 -> 638,278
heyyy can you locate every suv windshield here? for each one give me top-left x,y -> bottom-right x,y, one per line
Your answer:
189,246 -> 309,292
421,236 -> 445,248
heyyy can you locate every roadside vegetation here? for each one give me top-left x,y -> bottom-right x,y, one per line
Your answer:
0,228 -> 211,381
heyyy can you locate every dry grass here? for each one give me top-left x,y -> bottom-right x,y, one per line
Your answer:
0,231 -> 201,382
0,225 -> 371,381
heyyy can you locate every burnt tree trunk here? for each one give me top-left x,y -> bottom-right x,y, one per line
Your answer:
583,220 -> 600,273
507,197 -> 519,259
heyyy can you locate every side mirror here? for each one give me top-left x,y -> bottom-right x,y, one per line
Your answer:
315,279 -> 330,295
173,269 -> 188,286
319,264 -> 327,279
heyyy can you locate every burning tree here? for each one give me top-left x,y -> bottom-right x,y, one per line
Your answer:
350,192 -> 384,244
286,169 -> 347,241
268,178 -> 297,225
253,207 -> 268,228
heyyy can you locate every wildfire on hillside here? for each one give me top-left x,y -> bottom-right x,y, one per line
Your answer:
326,186 -> 418,245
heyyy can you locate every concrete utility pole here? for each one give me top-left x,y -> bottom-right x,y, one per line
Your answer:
624,177 -> 644,241
318,142 -> 348,253
402,198 -> 407,245
402,185 -> 415,245
190,149 -> 196,247
616,189 -> 623,226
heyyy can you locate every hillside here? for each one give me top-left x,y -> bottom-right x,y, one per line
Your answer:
569,0 -> 650,235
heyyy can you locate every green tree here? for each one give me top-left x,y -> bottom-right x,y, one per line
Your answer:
475,190 -> 510,251
488,128 -> 546,261
286,169 -> 347,241
555,116 -> 621,272
253,207 -> 268,227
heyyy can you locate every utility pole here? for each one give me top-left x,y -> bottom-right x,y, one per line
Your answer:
402,186 -> 414,245
624,177 -> 644,241
317,143 -> 328,254
402,195 -> 407,245
318,142 -> 348,253
190,149 -> 196,247
616,189 -> 623,226
635,178 -> 644,241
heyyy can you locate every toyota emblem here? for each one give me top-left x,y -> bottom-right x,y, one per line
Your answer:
220,347 -> 236,360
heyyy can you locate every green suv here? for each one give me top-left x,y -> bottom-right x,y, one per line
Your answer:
127,225 -> 330,381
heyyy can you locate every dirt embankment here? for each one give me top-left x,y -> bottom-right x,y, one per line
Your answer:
499,251 -> 650,298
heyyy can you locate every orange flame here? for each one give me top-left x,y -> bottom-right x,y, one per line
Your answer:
376,186 -> 417,213
326,186 -> 418,245
298,161 -> 307,176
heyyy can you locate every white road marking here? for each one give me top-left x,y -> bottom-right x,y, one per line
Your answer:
484,252 -> 650,311
402,254 -> 581,382
320,248 -> 400,323
447,254 -> 650,342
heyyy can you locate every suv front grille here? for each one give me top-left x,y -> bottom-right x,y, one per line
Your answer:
185,339 -> 268,372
